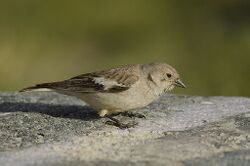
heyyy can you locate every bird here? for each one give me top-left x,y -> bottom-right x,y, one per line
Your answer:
20,63 -> 186,128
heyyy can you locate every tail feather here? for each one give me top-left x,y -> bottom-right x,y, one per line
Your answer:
19,83 -> 54,92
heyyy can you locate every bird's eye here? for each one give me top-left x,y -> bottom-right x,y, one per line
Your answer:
166,73 -> 172,78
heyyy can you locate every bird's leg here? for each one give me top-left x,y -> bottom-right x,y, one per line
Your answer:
120,111 -> 146,119
98,109 -> 109,117
99,109 -> 139,129
104,115 -> 138,129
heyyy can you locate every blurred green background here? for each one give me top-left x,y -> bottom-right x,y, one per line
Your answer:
0,0 -> 249,96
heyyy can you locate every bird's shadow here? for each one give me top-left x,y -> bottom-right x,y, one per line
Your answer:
0,102 -> 100,121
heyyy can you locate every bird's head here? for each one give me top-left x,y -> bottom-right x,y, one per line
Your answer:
145,63 -> 186,93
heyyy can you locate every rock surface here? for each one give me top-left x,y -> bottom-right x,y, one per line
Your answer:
0,92 -> 249,166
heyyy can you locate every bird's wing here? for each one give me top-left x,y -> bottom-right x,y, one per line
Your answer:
22,65 -> 140,93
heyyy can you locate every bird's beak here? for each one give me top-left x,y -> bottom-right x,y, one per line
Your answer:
174,79 -> 186,88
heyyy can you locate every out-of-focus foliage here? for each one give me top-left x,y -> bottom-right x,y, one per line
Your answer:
0,0 -> 249,96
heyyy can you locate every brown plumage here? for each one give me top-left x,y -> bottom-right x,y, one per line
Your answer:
20,65 -> 139,93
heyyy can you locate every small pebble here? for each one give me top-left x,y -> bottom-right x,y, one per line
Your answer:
201,101 -> 214,105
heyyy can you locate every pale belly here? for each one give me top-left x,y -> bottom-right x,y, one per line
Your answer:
79,88 -> 159,112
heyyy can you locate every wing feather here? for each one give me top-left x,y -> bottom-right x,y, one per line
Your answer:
21,65 -> 140,93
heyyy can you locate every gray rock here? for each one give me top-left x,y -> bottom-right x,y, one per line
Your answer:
0,92 -> 249,166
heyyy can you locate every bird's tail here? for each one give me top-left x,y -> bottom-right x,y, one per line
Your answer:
19,83 -> 54,92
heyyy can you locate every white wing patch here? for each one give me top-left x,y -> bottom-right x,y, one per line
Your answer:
93,77 -> 126,90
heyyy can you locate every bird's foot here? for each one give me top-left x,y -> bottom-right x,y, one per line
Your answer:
105,116 -> 138,129
120,112 -> 146,119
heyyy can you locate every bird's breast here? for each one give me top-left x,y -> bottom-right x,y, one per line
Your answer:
79,82 -> 159,111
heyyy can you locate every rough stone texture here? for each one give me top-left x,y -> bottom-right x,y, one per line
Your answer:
0,92 -> 249,166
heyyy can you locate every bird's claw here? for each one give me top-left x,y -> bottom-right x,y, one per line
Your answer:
105,119 -> 138,129
120,112 -> 146,119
